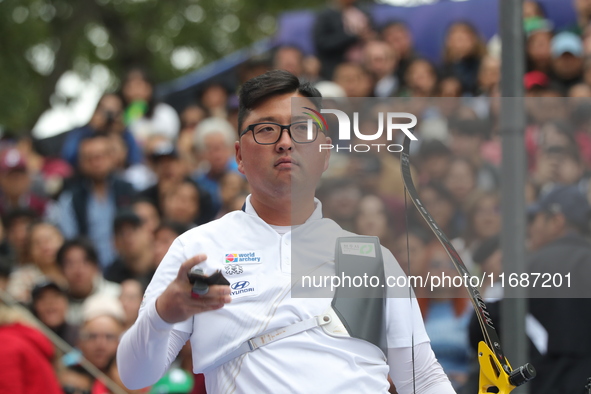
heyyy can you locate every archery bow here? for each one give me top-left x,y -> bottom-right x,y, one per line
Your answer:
400,136 -> 536,394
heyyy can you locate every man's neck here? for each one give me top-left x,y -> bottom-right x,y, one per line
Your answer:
249,193 -> 316,226
126,249 -> 155,276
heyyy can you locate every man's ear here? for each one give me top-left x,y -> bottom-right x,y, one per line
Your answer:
235,141 -> 245,175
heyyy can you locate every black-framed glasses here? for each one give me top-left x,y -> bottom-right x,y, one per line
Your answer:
239,121 -> 321,145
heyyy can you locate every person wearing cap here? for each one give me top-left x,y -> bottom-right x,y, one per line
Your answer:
53,133 -> 136,268
77,294 -> 126,373
0,147 -> 49,217
31,280 -> 79,347
526,184 -> 591,393
550,31 -> 584,92
104,209 -> 155,287
118,70 -> 454,393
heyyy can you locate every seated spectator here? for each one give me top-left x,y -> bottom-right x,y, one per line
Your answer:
59,366 -> 93,394
119,279 -> 143,331
54,133 -> 136,268
177,103 -> 209,168
363,40 -> 398,97
532,145 -> 584,193
105,210 -> 155,287
332,62 -> 374,97
31,281 -> 79,347
0,147 -> 49,217
416,139 -> 452,184
313,0 -> 375,80
7,221 -> 65,304
61,93 -> 142,170
273,45 -> 305,78
131,197 -> 161,235
139,141 -> 188,214
3,208 -> 37,266
399,58 -> 438,97
192,117 -> 240,215
441,21 -> 486,95
525,17 -> 553,74
153,221 -> 190,269
354,194 -> 396,251
161,179 -> 204,227
550,32 -> 584,92
198,82 -> 230,119
472,234 -> 503,301
420,246 -> 471,391
57,238 -> 121,326
381,20 -> 416,90
0,304 -> 63,394
122,68 -> 181,145
443,157 -> 478,209
216,172 -> 249,218
76,294 -> 125,374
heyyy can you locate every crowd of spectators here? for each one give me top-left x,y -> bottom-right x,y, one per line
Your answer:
1,0 -> 591,393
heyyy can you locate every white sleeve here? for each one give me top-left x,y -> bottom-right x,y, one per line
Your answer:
117,299 -> 191,389
388,342 -> 456,394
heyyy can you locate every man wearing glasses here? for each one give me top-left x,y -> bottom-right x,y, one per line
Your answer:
118,70 -> 453,393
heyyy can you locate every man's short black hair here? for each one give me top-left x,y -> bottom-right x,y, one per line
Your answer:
57,237 -> 99,268
237,70 -> 321,133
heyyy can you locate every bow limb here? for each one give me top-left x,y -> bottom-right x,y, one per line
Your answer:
400,136 -> 535,394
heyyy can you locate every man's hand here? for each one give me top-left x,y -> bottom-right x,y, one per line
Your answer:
155,255 -> 232,324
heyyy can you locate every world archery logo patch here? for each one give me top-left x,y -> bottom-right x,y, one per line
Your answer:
340,242 -> 376,258
224,251 -> 262,264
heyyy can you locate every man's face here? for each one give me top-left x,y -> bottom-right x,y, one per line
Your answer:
236,93 -> 331,200
0,170 -> 30,198
33,289 -> 68,329
62,247 -> 98,298
78,316 -> 122,371
78,138 -> 113,181
115,223 -> 151,260
553,53 -> 583,80
528,212 -> 562,250
203,133 -> 232,175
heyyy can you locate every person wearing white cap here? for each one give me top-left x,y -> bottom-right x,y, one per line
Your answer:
550,31 -> 584,91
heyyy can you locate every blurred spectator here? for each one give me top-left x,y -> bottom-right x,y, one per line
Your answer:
0,147 -> 49,217
3,208 -> 37,266
523,0 -> 546,19
131,197 -> 161,235
317,178 -> 362,232
313,0 -> 375,80
354,194 -> 396,250
122,68 -> 181,145
420,246 -> 471,390
550,31 -> 584,92
443,157 -> 477,208
448,119 -> 499,191
161,179 -> 203,227
333,62 -> 374,97
31,280 -> 79,347
525,17 -> 553,74
400,58 -> 438,97
532,146 -> 584,192
441,22 -> 486,95
54,133 -> 136,268
177,104 -> 209,168
199,83 -> 230,119
363,40 -> 398,97
417,139 -> 452,184
273,45 -> 305,78
105,210 -> 155,287
392,226 -> 431,279
139,141 -> 188,214
77,294 -> 125,374
192,117 -> 240,215
61,93 -> 142,169
7,220 -> 65,304
381,21 -> 416,90
415,182 -> 460,239
574,0 -> 591,33
110,133 -> 156,192
302,55 -> 322,83
568,82 -> 591,96
0,304 -> 63,394
153,221 -> 190,268
119,279 -> 143,331
472,234 -> 503,300
476,56 -> 500,98
451,191 -> 501,273
216,172 -> 249,218
59,366 -> 93,394
526,185 -> 591,393
57,238 -> 121,326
